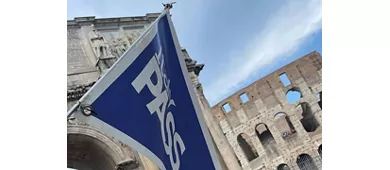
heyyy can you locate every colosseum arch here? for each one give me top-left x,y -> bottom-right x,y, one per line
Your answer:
297,102 -> 319,133
318,144 -> 322,157
274,112 -> 296,138
255,123 -> 279,158
277,163 -> 291,170
67,125 -> 140,170
296,153 -> 318,170
237,133 -> 259,162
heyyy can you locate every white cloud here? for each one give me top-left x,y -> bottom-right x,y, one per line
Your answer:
204,0 -> 322,105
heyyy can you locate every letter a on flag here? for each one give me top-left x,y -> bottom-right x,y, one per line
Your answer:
68,9 -> 222,170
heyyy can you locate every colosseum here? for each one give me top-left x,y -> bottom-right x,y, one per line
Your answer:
210,51 -> 322,170
67,12 -> 322,170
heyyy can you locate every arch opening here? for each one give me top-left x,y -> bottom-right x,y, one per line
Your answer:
318,145 -> 322,157
317,92 -> 322,109
296,154 -> 318,170
274,112 -> 296,138
286,87 -> 302,104
67,133 -> 117,170
237,133 -> 259,162
255,123 -> 279,158
67,125 -> 139,170
277,163 -> 291,170
298,102 -> 319,132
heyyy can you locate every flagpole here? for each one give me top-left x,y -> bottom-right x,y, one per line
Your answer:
67,101 -> 80,118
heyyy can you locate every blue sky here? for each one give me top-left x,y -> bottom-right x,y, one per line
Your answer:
67,0 -> 322,106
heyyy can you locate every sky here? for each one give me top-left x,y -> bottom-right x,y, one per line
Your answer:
67,0 -> 322,106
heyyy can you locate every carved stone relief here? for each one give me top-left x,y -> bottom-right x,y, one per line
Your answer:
89,24 -> 109,59
106,37 -> 128,58
87,25 -> 144,76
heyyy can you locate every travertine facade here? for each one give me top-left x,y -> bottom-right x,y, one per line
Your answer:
210,52 -> 322,170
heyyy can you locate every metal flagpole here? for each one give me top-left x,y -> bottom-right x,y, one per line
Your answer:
66,3 -> 176,119
67,101 -> 80,119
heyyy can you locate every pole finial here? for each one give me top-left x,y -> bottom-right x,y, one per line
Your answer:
163,2 -> 176,10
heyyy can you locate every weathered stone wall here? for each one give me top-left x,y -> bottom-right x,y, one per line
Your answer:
67,14 -> 159,105
211,51 -> 322,170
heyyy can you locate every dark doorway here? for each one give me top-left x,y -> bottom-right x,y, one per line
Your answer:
277,163 -> 291,170
237,133 -> 259,162
296,154 -> 318,170
298,102 -> 319,132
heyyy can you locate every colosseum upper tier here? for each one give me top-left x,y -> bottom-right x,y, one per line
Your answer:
210,51 -> 322,170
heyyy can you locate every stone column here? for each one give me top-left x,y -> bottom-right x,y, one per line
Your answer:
228,134 -> 249,168
267,123 -> 286,147
310,103 -> 322,126
267,123 -> 289,154
288,111 -> 311,144
250,133 -> 266,157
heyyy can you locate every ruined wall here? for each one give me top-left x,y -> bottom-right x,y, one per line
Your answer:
211,51 -> 322,170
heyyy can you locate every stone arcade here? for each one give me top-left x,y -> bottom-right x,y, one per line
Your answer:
210,52 -> 322,170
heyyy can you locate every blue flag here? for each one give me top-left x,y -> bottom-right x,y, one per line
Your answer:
72,10 -> 221,170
